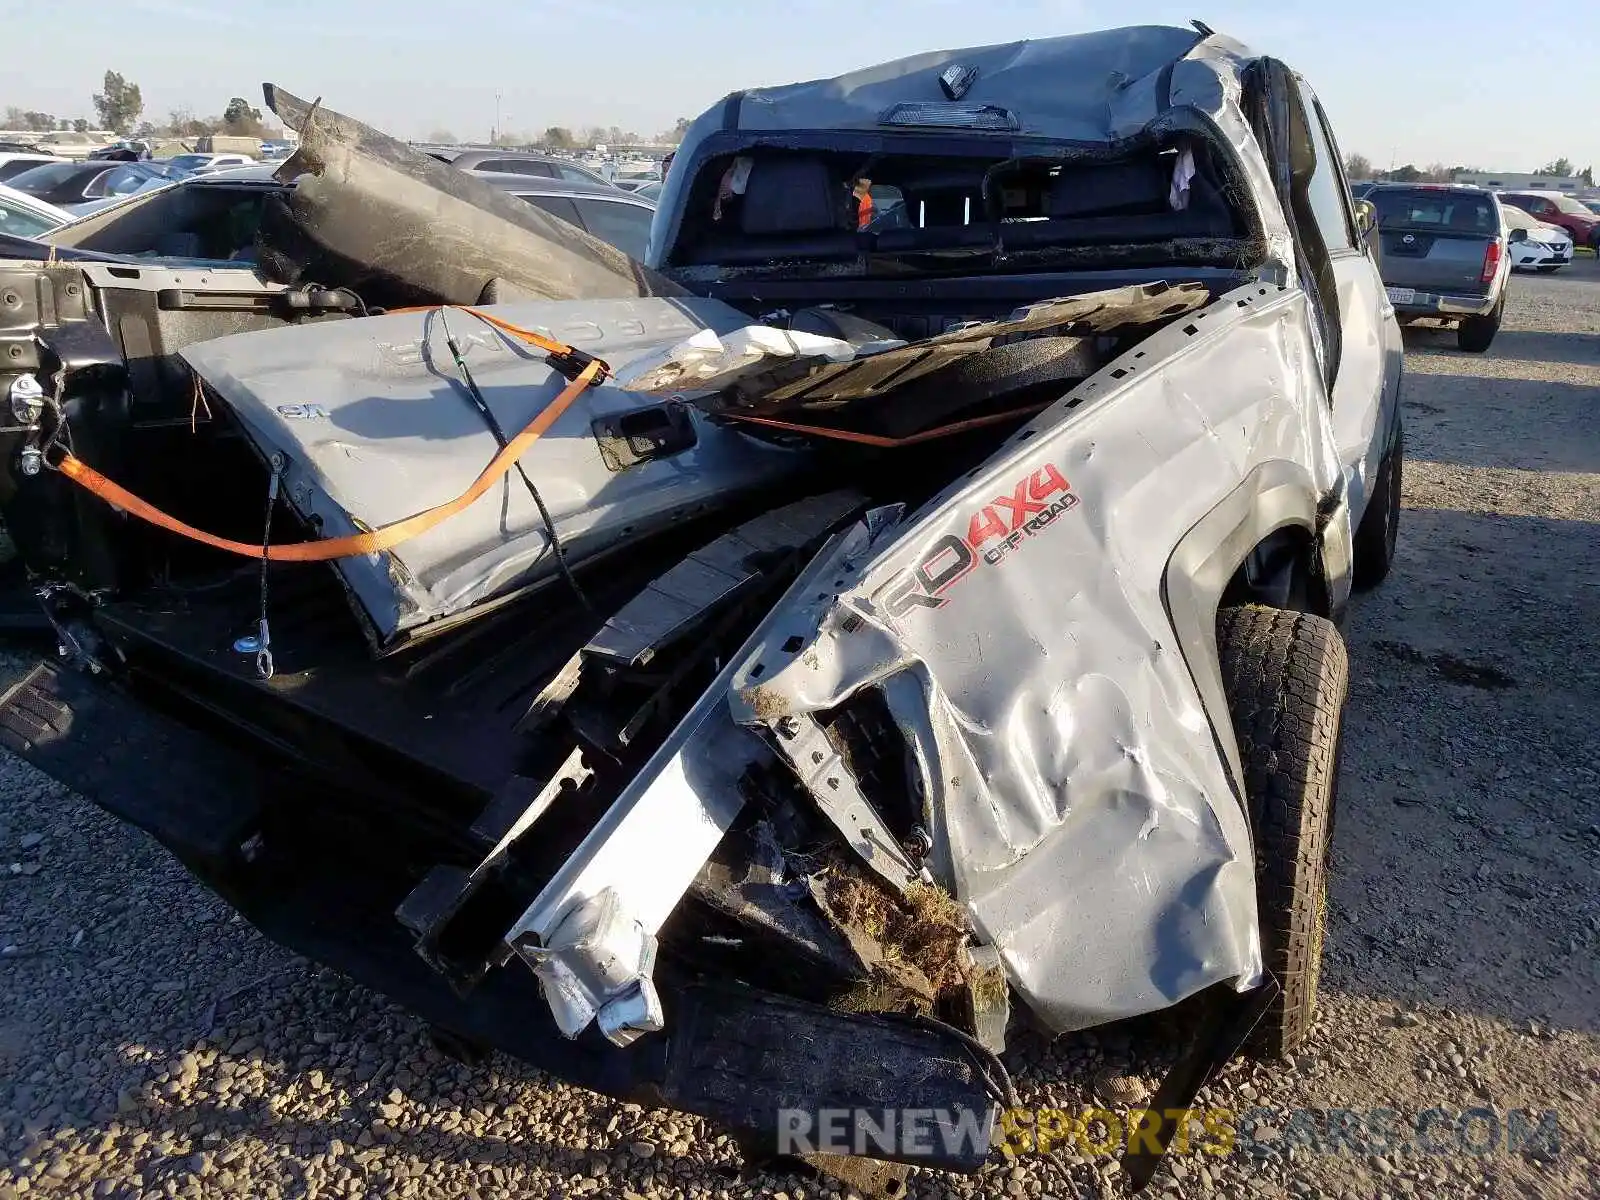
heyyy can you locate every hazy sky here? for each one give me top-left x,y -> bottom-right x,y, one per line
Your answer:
2,0 -> 1593,172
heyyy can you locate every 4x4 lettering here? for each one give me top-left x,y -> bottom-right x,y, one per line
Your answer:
967,506 -> 1009,548
1029,463 -> 1071,500
868,465 -> 1080,619
991,479 -> 1047,532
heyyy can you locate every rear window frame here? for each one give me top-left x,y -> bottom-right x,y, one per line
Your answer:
1369,189 -> 1498,233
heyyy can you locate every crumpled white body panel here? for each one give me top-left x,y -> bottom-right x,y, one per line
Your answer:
731,281 -> 1344,1030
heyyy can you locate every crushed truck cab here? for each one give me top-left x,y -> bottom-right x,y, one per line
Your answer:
0,22 -> 1400,1192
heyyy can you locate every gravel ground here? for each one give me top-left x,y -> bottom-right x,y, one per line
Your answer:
2,263 -> 1598,1200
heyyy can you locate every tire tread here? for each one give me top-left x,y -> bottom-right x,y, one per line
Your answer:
1217,604 -> 1349,1058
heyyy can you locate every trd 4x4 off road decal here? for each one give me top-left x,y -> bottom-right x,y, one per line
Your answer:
872,464 -> 1079,618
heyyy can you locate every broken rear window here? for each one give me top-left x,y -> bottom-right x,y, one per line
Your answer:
663,141 -> 1243,272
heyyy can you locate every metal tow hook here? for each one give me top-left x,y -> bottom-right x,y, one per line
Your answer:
233,458 -> 281,681
252,618 -> 274,681
231,624 -> 274,681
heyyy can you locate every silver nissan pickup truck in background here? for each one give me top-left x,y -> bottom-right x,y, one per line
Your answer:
1365,183 -> 1518,351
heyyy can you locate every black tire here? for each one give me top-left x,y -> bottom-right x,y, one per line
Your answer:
1352,422 -> 1402,589
1457,294 -> 1503,353
1217,605 -> 1348,1060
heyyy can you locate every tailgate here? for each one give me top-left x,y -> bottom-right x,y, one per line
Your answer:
1379,228 -> 1493,295
1372,188 -> 1499,296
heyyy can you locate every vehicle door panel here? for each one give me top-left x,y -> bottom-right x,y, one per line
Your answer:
1294,82 -> 1402,521
1244,59 -> 1341,390
1251,60 -> 1398,525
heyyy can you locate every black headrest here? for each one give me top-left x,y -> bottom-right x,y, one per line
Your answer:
740,157 -> 844,235
1047,160 -> 1169,218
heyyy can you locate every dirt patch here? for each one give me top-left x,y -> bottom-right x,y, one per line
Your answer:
1374,639 -> 1519,690
812,861 -> 972,1012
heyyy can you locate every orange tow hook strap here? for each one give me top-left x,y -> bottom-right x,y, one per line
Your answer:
55,359 -> 603,562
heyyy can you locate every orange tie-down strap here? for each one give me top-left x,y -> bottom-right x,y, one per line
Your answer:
53,301 -> 1044,563
389,304 -> 577,357
720,399 -> 1051,447
56,357 -> 603,563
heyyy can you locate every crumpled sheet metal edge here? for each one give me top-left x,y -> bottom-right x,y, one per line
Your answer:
613,282 -> 1212,407
726,279 -> 1345,1031
501,515 -> 901,1040
261,83 -> 682,306
507,280 -> 1344,1043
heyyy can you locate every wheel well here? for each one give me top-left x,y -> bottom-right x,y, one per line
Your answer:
1219,524 -> 1332,618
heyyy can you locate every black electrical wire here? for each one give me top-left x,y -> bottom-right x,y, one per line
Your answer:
329,286 -> 369,317
874,1008 -> 1020,1109
432,308 -> 594,613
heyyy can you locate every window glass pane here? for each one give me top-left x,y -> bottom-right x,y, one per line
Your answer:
518,194 -> 583,226
0,201 -> 58,237
574,199 -> 652,258
483,160 -> 554,177
103,167 -> 148,195
1370,190 -> 1496,231
1296,82 -> 1355,249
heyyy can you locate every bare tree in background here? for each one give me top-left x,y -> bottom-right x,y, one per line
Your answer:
2,107 -> 59,132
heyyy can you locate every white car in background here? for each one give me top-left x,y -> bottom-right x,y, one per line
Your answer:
0,181 -> 71,239
164,152 -> 257,175
1500,204 -> 1573,272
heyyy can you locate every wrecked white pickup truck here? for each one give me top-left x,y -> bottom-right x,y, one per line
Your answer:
0,22 -> 1402,1192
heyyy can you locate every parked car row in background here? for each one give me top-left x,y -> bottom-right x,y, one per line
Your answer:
0,158 -> 175,212
0,141 -> 663,246
1349,177 -> 1593,353
1499,203 -> 1574,271
1497,188 -> 1600,250
1354,179 -> 1597,264
2,161 -> 656,267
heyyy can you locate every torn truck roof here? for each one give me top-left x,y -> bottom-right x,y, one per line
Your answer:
181,296 -> 808,645
722,25 -> 1214,140
260,85 -> 682,307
